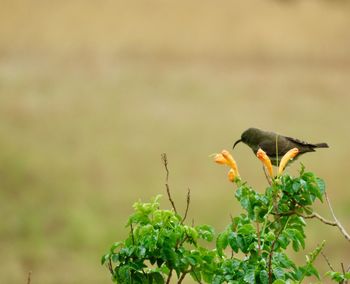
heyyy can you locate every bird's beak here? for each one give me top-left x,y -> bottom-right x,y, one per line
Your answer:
233,139 -> 242,149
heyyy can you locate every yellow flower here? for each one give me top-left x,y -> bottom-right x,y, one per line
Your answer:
221,150 -> 239,177
278,148 -> 299,175
256,148 -> 274,178
228,168 -> 236,182
214,153 -> 229,165
213,149 -> 240,182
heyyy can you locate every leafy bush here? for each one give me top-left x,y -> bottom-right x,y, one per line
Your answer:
102,152 -> 349,283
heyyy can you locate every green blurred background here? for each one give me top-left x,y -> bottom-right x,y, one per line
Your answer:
0,0 -> 349,283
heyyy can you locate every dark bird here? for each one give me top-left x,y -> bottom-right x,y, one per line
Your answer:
233,128 -> 329,166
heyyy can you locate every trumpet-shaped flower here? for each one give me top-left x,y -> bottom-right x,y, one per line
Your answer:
278,148 -> 299,175
256,148 -> 274,178
221,150 -> 239,177
213,149 -> 240,182
214,153 -> 229,165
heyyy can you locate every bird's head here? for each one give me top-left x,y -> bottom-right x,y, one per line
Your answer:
233,127 -> 261,149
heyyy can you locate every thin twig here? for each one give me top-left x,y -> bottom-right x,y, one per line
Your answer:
321,251 -> 335,272
166,269 -> 173,284
161,153 -> 177,214
178,269 -> 191,284
108,259 -> 113,275
161,153 -> 169,182
130,223 -> 135,245
181,188 -> 191,224
256,222 -> 261,256
324,191 -> 350,242
27,271 -> 32,284
301,212 -> 338,226
270,208 -> 338,226
341,262 -> 346,275
262,166 -> 272,186
341,263 -> 347,284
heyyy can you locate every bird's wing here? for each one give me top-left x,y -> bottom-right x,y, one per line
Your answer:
285,136 -> 317,149
258,139 -> 290,157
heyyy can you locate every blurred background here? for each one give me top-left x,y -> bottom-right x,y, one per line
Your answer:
0,0 -> 349,283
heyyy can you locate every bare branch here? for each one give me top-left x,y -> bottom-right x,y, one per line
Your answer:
108,259 -> 113,275
324,191 -> 350,242
262,166 -> 272,186
341,262 -> 346,275
178,269 -> 191,284
181,188 -> 191,224
27,271 -> 32,284
161,153 -> 177,214
302,212 -> 338,226
321,251 -> 335,272
166,269 -> 173,284
161,153 -> 169,182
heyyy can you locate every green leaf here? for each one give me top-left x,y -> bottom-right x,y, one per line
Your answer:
326,271 -> 343,282
184,226 -> 199,243
292,181 -> 301,192
273,253 -> 296,269
292,239 -> 300,252
316,178 -> 325,201
110,242 -> 123,253
294,230 -> 305,249
237,223 -> 255,235
273,267 -> 285,280
236,235 -> 247,253
150,272 -> 165,284
265,231 -> 275,242
259,270 -> 269,284
307,264 -> 320,279
101,253 -> 110,265
216,231 -> 229,257
243,267 -> 255,284
277,234 -> 290,249
228,232 -> 239,253
195,224 -> 215,242
190,270 -> 202,282
272,280 -> 285,284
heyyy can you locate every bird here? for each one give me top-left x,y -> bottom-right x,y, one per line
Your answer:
233,127 -> 329,166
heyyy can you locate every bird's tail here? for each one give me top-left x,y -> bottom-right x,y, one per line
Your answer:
315,143 -> 329,148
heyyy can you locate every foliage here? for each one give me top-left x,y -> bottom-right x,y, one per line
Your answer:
102,166 -> 347,283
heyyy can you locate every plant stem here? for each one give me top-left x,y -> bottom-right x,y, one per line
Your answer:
181,188 -> 191,224
27,271 -> 32,284
166,269 -> 173,284
161,153 -> 178,214
256,222 -> 261,256
178,269 -> 191,284
324,191 -> 350,242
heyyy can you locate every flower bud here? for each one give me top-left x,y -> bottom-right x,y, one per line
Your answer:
228,168 -> 236,182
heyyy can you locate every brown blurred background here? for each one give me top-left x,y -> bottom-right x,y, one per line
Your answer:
0,0 -> 349,283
